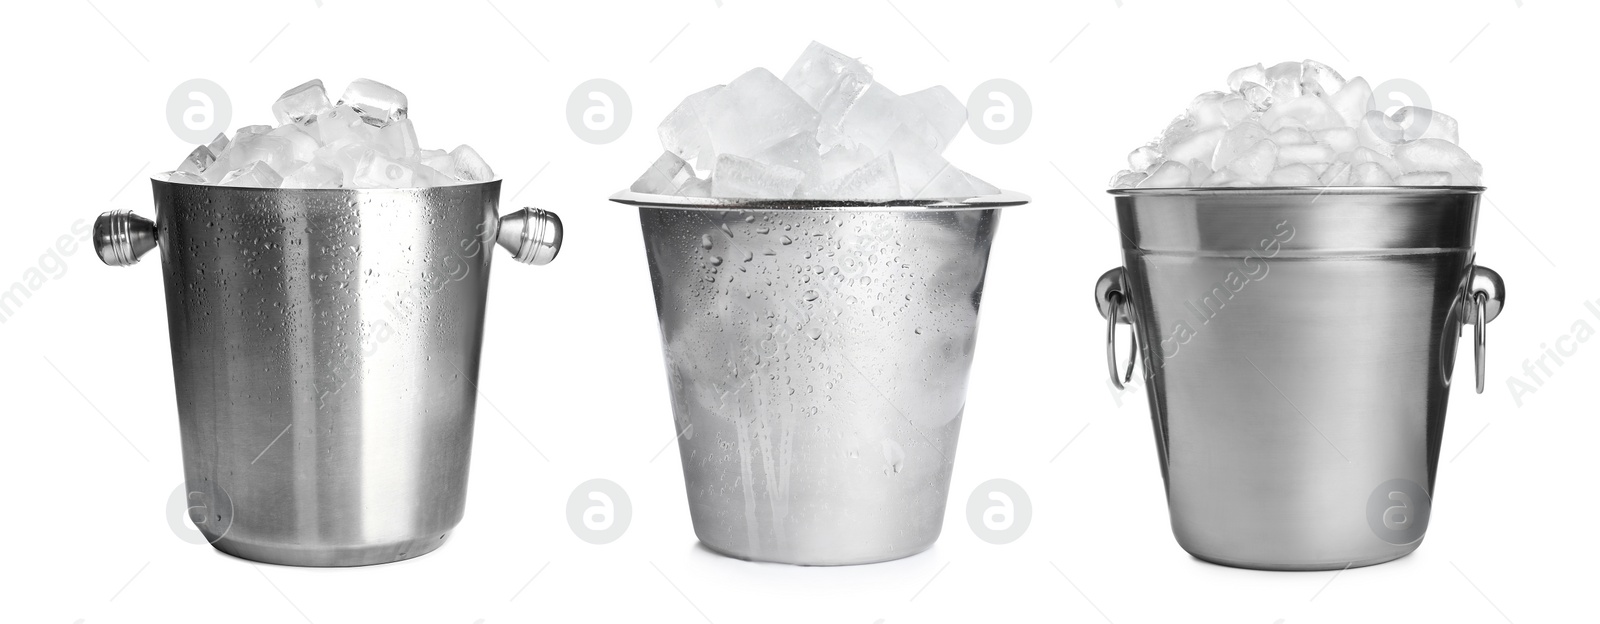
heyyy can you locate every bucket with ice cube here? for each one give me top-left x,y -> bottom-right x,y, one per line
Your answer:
616,43 -> 1027,565
94,79 -> 562,566
1094,61 -> 1505,570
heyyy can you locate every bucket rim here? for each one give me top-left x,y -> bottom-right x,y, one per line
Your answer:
609,188 -> 1030,211
150,178 -> 502,194
1106,185 -> 1485,197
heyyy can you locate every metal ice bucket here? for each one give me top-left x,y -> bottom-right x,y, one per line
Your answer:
1093,187 -> 1504,570
614,190 -> 1027,565
94,180 -> 561,566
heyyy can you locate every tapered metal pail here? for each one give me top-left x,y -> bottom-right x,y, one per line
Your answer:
615,190 -> 1027,565
1093,187 -> 1504,570
94,180 -> 561,566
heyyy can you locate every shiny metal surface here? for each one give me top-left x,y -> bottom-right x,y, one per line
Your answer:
101,180 -> 560,566
1095,186 -> 1504,570
619,190 -> 1022,565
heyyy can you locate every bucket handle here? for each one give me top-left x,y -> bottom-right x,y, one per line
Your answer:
496,207 -> 563,265
93,207 -> 563,267
1095,268 -> 1138,390
94,211 -> 157,267
1466,265 -> 1505,394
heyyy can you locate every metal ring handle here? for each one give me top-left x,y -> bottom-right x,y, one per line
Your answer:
496,207 -> 563,265
1474,291 -> 1488,394
1465,264 -> 1504,394
1106,292 -> 1138,390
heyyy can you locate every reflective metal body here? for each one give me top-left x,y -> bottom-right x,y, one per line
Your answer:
96,180 -> 561,566
1094,187 -> 1504,570
615,190 -> 1026,565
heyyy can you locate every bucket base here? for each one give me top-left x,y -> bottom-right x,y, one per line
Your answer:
1184,543 -> 1420,571
211,532 -> 453,567
698,536 -> 936,567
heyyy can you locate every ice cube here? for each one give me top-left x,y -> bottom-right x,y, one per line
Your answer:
176,145 -> 216,175
1277,143 -> 1335,166
1264,61 -> 1304,100
756,133 -> 823,186
1227,63 -> 1267,93
1238,81 -> 1273,113
824,81 -> 929,153
905,160 -> 989,199
268,124 -> 319,163
1327,77 -> 1374,128
711,153 -> 804,198
352,152 -> 417,188
375,118 -> 420,159
1211,121 -> 1270,170
1268,164 -> 1318,186
1138,161 -> 1190,188
218,161 -> 283,188
1186,92 -> 1233,130
441,145 -> 494,182
234,125 -> 272,139
1201,170 -> 1245,187
1348,146 -> 1403,178
1270,127 -> 1313,145
630,151 -> 698,194
1128,145 -> 1162,171
211,133 -> 297,181
272,79 -> 333,126
782,41 -> 873,110
1355,110 -> 1405,156
155,171 -> 206,184
206,133 -> 229,155
1165,127 -> 1225,164
1187,159 -> 1215,186
657,85 -> 721,175
420,149 -> 452,174
702,68 -> 821,158
676,177 -> 713,197
311,139 -> 375,186
317,105 -> 377,146
1350,162 -> 1395,186
1111,170 -> 1148,189
810,153 -> 899,200
903,86 -> 965,153
1261,95 -> 1344,131
1394,138 -> 1481,184
1318,160 -> 1352,186
1298,59 -> 1345,97
338,78 -> 408,126
816,144 -> 879,186
1396,171 -> 1452,186
281,161 -> 342,189
1313,127 -> 1358,154
1225,139 -> 1278,183
1390,106 -> 1460,143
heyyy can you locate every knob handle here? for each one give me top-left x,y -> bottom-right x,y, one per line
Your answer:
497,207 -> 562,265
94,210 -> 157,267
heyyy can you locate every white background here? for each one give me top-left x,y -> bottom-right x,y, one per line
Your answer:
1,0 -> 1593,622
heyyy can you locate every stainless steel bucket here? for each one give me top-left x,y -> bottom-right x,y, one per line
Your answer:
94,180 -> 561,567
614,190 -> 1028,565
1093,187 -> 1504,570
